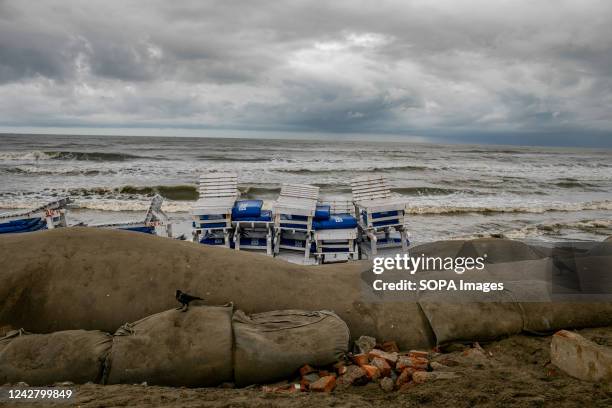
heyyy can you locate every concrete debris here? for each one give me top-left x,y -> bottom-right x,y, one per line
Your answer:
380,377 -> 394,392
355,335 -> 377,354
551,330 -> 612,383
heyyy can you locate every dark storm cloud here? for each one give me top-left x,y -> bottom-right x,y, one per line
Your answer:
0,0 -> 611,146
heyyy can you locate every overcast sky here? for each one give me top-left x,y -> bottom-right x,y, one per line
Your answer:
1,0 -> 611,146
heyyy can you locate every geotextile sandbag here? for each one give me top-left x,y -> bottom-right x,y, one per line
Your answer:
0,329 -> 111,385
104,305 -> 233,387
232,309 -> 350,386
418,289 -> 524,345
0,228 -> 434,350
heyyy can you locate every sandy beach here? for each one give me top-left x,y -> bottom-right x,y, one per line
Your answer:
2,327 -> 609,408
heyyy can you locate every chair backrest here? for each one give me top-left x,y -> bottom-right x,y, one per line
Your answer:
324,200 -> 355,215
279,183 -> 319,201
144,194 -> 167,224
198,172 -> 239,199
351,175 -> 392,203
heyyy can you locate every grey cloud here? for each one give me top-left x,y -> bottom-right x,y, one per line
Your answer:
0,0 -> 611,146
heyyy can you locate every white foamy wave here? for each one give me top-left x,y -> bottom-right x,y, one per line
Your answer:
406,200 -> 612,215
0,151 -> 54,161
74,199 -> 193,213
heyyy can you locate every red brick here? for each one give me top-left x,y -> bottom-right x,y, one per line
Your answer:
338,365 -> 366,385
408,350 -> 429,359
396,355 -> 428,371
368,349 -> 398,364
352,353 -> 369,366
362,364 -> 381,380
395,367 -> 414,387
299,364 -> 316,377
381,341 -> 400,353
310,376 -> 336,393
371,357 -> 392,377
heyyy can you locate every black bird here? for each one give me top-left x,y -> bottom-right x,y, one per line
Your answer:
175,289 -> 203,312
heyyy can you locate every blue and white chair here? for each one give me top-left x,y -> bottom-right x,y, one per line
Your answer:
91,194 -> 171,236
351,175 -> 409,256
232,199 -> 274,255
313,201 -> 359,264
0,197 -> 70,235
192,172 -> 239,246
273,183 -> 319,259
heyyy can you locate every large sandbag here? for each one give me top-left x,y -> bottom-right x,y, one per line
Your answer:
233,309 -> 349,386
503,280 -> 612,333
0,228 -> 434,349
418,287 -> 524,344
457,238 -> 542,264
0,329 -> 111,385
520,302 -> 612,333
104,305 -> 233,387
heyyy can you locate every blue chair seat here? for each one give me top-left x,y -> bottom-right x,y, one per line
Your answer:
314,213 -> 357,230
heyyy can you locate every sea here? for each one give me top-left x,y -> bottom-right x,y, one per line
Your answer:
1,133 -> 611,244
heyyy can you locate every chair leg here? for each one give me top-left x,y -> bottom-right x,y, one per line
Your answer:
401,228 -> 408,252
304,235 -> 311,259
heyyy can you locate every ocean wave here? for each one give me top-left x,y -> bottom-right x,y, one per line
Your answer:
274,165 -> 429,175
0,150 -> 158,162
392,187 -> 463,196
0,166 -> 106,176
406,200 -> 612,215
196,155 -> 268,162
67,185 -> 199,201
238,185 -> 281,198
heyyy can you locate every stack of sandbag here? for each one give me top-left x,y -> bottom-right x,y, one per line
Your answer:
104,305 -> 233,387
0,329 -> 111,385
233,309 -> 349,386
0,306 -> 350,387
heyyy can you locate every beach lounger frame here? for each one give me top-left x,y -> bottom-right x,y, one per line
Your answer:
313,200 -> 359,264
88,194 -> 172,236
192,172 -> 239,246
232,218 -> 274,255
0,197 -> 70,233
351,175 -> 409,256
273,183 -> 319,259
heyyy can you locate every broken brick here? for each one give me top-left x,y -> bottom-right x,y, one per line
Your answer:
368,349 -> 398,364
299,364 -> 316,377
310,375 -> 336,392
395,367 -> 414,387
396,356 -> 428,371
381,341 -> 400,353
371,357 -> 392,377
338,365 -> 366,385
352,353 -> 369,366
362,364 -> 381,380
408,350 -> 429,359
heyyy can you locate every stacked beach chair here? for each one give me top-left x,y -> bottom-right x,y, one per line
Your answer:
351,175 -> 409,257
192,172 -> 274,254
312,201 -> 359,264
232,199 -> 274,255
0,197 -> 70,234
92,194 -> 171,236
192,172 -> 239,246
273,183 -> 319,260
